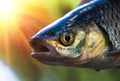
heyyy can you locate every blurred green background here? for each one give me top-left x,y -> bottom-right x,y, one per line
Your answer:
0,0 -> 120,81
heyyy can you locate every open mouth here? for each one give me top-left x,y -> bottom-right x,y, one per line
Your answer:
30,37 -> 49,54
31,44 -> 51,59
31,40 -> 49,55
30,37 -> 61,64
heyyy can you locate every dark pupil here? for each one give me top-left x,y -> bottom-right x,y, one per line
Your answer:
65,34 -> 71,42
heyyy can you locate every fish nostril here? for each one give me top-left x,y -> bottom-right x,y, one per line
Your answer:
30,37 -> 49,52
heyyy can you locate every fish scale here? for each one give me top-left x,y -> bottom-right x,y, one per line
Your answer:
97,1 -> 120,49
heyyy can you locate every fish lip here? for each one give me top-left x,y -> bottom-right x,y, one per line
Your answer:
31,52 -> 50,55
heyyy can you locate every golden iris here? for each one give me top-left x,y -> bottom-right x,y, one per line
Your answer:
60,32 -> 75,46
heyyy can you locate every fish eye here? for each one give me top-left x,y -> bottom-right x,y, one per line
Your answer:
60,32 -> 75,46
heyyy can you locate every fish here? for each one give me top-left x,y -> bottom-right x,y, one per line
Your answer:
30,0 -> 120,70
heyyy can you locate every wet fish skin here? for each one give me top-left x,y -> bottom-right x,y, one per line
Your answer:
30,0 -> 120,70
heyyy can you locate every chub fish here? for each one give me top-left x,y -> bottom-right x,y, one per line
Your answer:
30,0 -> 120,70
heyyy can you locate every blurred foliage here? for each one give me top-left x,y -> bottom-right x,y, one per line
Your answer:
1,0 -> 120,81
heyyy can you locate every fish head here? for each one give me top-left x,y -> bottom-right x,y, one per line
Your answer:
30,19 -> 108,67
30,0 -> 109,68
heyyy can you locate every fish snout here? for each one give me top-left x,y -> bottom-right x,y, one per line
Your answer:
30,37 -> 61,65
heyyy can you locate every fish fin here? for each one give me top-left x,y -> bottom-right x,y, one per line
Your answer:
106,50 -> 120,56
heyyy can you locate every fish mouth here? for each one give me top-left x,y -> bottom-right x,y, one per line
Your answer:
30,37 -> 83,66
30,37 -> 63,65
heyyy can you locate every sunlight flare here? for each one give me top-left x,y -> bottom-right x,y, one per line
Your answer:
0,0 -> 56,64
0,0 -> 19,21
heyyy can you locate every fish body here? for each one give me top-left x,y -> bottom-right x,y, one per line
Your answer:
30,0 -> 120,70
